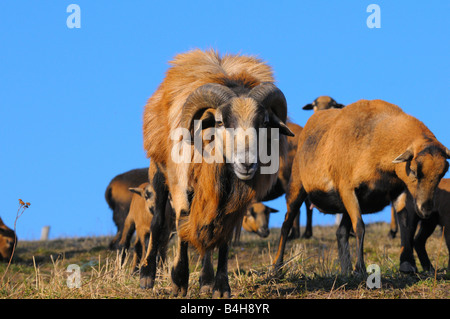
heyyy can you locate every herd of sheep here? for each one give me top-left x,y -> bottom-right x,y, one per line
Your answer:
1,49 -> 449,298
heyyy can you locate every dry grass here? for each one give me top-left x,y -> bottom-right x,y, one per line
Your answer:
1,222 -> 448,299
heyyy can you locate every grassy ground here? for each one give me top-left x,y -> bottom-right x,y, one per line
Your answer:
0,222 -> 448,299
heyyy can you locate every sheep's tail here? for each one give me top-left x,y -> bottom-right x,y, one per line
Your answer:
104,183 -> 115,211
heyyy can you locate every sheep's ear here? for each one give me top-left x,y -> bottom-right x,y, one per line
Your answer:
129,187 -> 144,196
302,103 -> 314,110
335,103 -> 345,109
392,149 -> 414,163
269,207 -> 280,213
269,114 -> 295,136
190,108 -> 216,143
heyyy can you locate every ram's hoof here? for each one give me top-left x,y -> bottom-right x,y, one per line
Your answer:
199,284 -> 213,295
172,284 -> 187,297
212,289 -> 230,299
139,276 -> 154,290
399,261 -> 417,274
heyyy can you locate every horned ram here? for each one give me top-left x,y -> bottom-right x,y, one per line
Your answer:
142,49 -> 292,297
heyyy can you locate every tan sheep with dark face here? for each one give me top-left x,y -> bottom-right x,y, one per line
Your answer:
274,99 -> 450,275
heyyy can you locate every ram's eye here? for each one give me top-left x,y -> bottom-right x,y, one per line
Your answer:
410,169 -> 418,179
216,120 -> 223,127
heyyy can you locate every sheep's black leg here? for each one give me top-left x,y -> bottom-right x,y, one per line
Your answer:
414,214 -> 438,272
302,198 -> 313,239
199,250 -> 214,293
288,213 -> 300,240
212,243 -> 230,298
157,201 -> 175,265
171,239 -> 189,296
336,212 -> 353,274
132,237 -> 143,273
398,207 -> 419,273
444,226 -> 450,271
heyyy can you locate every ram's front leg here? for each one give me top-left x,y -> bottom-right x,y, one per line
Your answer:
169,185 -> 191,296
171,238 -> 189,296
199,250 -> 214,294
212,243 -> 231,298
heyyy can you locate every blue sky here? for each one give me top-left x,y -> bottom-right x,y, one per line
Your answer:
1,1 -> 449,240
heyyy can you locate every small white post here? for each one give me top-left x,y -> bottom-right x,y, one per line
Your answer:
335,214 -> 342,225
40,226 -> 50,241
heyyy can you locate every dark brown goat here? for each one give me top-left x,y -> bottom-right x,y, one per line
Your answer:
397,178 -> 450,273
274,99 -> 450,274
0,218 -> 17,263
105,168 -> 148,249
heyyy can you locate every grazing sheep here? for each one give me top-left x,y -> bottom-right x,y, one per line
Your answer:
397,178 -> 450,273
0,218 -> 17,262
242,203 -> 279,238
273,99 -> 450,275
105,168 -> 148,250
142,49 -> 292,297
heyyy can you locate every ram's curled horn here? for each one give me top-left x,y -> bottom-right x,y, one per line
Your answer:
180,83 -> 236,133
247,82 -> 294,137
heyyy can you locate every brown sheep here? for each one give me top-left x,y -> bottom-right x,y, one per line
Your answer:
105,168 -> 148,250
273,99 -> 450,275
286,96 -> 346,239
242,203 -> 279,238
302,96 -> 344,112
142,49 -> 292,297
117,182 -> 153,271
397,178 -> 450,273
304,96 -> 400,239
0,217 -> 17,263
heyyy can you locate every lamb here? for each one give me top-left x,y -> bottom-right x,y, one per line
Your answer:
104,168 -> 148,250
397,178 -> 450,273
273,99 -> 450,275
0,217 -> 17,262
141,49 -> 292,297
117,182 -> 156,271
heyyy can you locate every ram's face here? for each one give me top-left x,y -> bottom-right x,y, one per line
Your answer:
212,97 -> 269,180
182,82 -> 293,181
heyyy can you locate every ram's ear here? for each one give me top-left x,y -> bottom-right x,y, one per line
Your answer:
268,207 -> 280,213
190,108 -> 216,143
392,148 -> 414,163
334,103 -> 345,109
302,103 -> 314,110
269,113 -> 295,136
